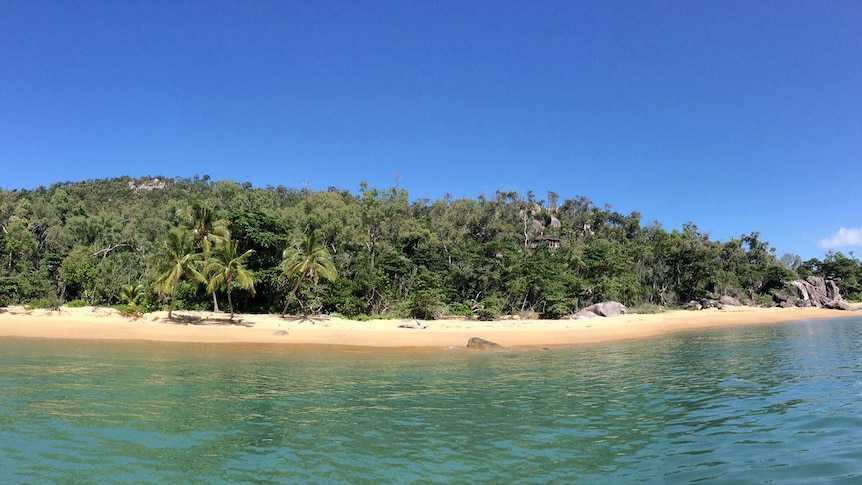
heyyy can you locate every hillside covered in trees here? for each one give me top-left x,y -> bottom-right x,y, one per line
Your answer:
1,175 -> 858,319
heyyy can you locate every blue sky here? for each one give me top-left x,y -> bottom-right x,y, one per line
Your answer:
1,0 -> 859,260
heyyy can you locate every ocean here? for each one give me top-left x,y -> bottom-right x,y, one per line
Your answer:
2,318 -> 861,484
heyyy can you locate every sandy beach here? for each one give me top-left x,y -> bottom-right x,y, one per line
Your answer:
0,305 -> 858,352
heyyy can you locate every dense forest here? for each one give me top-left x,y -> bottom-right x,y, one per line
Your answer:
1,175 -> 859,319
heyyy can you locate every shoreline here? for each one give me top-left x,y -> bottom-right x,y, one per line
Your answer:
1,305 -> 859,352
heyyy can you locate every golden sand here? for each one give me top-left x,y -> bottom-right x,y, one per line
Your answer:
0,305 -> 858,352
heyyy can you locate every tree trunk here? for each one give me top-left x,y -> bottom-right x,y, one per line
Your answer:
168,275 -> 179,319
212,291 -> 220,312
226,276 -> 234,320
281,273 -> 306,318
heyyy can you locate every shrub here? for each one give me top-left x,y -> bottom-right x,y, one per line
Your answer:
351,313 -> 396,321
410,289 -> 445,320
476,296 -> 503,321
25,295 -> 63,311
445,301 -> 474,318
628,303 -> 666,314
66,299 -> 88,308
113,304 -> 142,318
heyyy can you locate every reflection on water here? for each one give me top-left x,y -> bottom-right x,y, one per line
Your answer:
1,319 -> 861,483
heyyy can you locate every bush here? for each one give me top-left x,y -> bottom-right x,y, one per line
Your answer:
407,290 -> 444,320
444,301 -> 474,318
628,303 -> 666,314
66,299 -> 88,308
113,304 -> 142,318
0,277 -> 16,307
350,313 -> 396,321
476,295 -> 503,321
25,295 -> 63,311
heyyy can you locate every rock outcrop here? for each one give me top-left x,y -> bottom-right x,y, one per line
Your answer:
719,295 -> 742,307
684,296 -> 738,311
684,300 -> 702,311
824,299 -> 851,311
772,293 -> 794,308
789,276 -> 845,308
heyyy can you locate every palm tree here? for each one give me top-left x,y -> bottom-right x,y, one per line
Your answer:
153,228 -> 205,319
205,239 -> 255,320
119,284 -> 144,306
280,233 -> 337,318
177,202 -> 230,311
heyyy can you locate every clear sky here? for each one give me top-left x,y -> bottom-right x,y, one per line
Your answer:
1,0 -> 859,260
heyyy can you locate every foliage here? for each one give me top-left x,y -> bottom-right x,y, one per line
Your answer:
627,303 -> 666,314
119,284 -> 145,305
153,228 -> 206,318
113,303 -> 143,318
0,175 -> 850,319
280,232 -> 337,317
25,295 -> 63,310
204,239 -> 255,319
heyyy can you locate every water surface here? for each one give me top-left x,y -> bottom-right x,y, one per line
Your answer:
1,318 -> 861,483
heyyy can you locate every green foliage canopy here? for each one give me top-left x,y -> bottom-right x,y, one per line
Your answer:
1,175 -> 851,318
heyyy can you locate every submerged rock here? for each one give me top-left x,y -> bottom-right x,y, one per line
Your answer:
467,337 -> 506,351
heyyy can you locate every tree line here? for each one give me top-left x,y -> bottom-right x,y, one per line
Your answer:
1,175 -> 857,319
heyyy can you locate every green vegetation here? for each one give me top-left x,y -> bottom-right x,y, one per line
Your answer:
118,284 -> 144,307
153,228 -> 206,319
205,239 -> 255,319
0,175 -> 854,318
279,233 -> 337,318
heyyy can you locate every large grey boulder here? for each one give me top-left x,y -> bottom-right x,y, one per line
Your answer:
790,278 -> 835,308
824,299 -> 851,311
581,301 -> 628,318
773,294 -> 794,308
825,280 -> 842,301
573,310 -> 600,319
684,300 -> 702,311
789,280 -> 812,305
806,275 -> 825,289
719,295 -> 742,307
806,276 -> 830,307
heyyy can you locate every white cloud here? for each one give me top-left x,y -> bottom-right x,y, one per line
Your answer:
818,228 -> 862,248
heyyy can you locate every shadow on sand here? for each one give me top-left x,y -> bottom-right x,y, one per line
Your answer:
280,314 -> 330,325
165,313 -> 253,327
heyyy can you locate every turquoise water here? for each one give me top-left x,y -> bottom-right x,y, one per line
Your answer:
2,318 -> 861,484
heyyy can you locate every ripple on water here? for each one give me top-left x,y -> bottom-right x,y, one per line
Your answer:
1,318 -> 861,483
